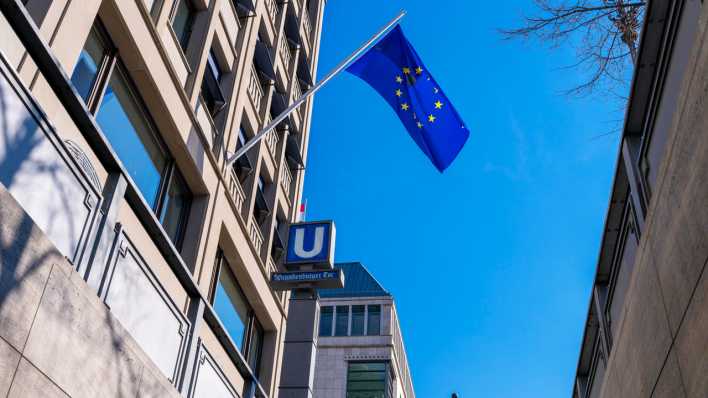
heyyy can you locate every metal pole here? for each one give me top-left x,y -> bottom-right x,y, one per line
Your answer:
225,9 -> 407,167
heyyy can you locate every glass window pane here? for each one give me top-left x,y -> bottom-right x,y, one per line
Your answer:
335,306 -> 349,336
70,28 -> 105,102
213,264 -> 250,351
347,362 -> 388,398
318,306 -> 333,337
247,318 -> 263,376
351,305 -> 365,336
96,68 -> 167,207
172,0 -> 195,50
159,170 -> 191,246
367,305 -> 380,336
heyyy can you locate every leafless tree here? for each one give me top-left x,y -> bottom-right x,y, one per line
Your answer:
501,0 -> 645,97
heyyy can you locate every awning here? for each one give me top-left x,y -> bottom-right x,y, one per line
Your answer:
254,189 -> 270,223
297,56 -> 314,87
254,39 -> 276,81
234,0 -> 256,17
201,68 -> 226,116
285,135 -> 304,168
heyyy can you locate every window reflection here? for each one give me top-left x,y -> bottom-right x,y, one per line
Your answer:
70,28 -> 105,103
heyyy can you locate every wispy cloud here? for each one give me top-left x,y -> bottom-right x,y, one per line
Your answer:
483,115 -> 532,182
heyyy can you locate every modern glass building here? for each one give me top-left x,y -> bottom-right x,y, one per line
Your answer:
314,262 -> 416,398
0,0 -> 325,396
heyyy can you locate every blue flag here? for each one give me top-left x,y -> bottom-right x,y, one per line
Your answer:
347,25 -> 469,172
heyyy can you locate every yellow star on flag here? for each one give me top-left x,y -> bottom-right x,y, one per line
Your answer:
401,103 -> 410,111
415,66 -> 423,75
395,89 -> 402,97
396,75 -> 403,84
428,114 -> 436,123
434,100 -> 443,109
402,67 -> 411,75
433,87 -> 439,93
417,121 -> 424,129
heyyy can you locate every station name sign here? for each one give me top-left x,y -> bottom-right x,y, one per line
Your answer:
270,269 -> 344,290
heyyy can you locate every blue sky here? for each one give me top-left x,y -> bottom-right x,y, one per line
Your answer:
303,1 -> 624,397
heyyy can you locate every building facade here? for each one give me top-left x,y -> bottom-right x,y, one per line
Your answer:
0,0 -> 325,396
570,1 -> 707,397
314,263 -> 415,398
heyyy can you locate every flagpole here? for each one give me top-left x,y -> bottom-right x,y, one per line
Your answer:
224,9 -> 407,168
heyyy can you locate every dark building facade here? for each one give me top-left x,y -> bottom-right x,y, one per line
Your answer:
570,0 -> 707,397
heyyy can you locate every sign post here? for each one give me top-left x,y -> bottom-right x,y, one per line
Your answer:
276,221 -> 342,398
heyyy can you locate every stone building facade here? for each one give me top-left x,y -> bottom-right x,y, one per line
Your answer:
0,0 -> 325,396
314,262 -> 415,398
570,1 -> 707,397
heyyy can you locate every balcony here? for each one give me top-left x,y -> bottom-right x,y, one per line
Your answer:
267,256 -> 277,276
227,167 -> 246,213
280,164 -> 293,202
302,7 -> 313,39
264,0 -> 278,32
247,64 -> 263,115
279,34 -> 292,69
265,127 -> 279,162
249,216 -> 264,254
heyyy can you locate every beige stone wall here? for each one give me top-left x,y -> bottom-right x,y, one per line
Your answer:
598,4 -> 708,398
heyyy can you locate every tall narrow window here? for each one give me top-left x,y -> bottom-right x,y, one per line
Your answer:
201,50 -> 226,117
253,175 -> 270,226
335,305 -> 349,336
211,252 -> 263,371
172,0 -> 196,51
70,21 -> 192,248
351,305 -> 365,336
367,305 -> 380,336
70,27 -> 108,103
319,306 -> 333,337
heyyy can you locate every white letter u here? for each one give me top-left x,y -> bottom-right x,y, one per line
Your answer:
293,227 -> 324,259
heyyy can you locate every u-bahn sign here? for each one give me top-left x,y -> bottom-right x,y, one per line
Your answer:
284,221 -> 336,270
270,269 -> 345,290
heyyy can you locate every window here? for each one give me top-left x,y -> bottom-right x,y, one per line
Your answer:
346,362 -> 390,398
351,305 -> 365,336
335,305 -> 349,336
172,0 -> 196,51
70,21 -> 192,248
201,50 -> 226,117
211,252 -> 263,372
319,306 -> 333,337
367,305 -> 381,336
271,217 -> 285,260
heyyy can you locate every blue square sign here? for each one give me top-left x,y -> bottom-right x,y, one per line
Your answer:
285,221 -> 336,269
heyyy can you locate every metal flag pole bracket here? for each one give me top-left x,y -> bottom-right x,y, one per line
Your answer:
224,9 -> 407,168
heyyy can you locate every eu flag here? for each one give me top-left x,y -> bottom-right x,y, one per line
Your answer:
347,25 -> 469,172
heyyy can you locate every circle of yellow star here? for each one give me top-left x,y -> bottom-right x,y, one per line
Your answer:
428,114 -> 436,123
395,89 -> 402,97
395,75 -> 403,84
401,103 -> 410,111
415,66 -> 423,75
434,100 -> 443,109
417,121 -> 424,129
433,87 -> 439,93
402,67 -> 411,75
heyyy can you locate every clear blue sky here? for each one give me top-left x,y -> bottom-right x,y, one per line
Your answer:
303,1 -> 623,397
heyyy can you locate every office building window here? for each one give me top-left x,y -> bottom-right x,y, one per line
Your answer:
253,175 -> 270,225
211,252 -> 263,373
201,50 -> 226,117
346,362 -> 389,398
335,305 -> 349,336
351,305 -> 365,336
70,21 -> 192,248
172,0 -> 196,51
232,125 -> 253,184
319,306 -> 333,337
367,305 -> 381,336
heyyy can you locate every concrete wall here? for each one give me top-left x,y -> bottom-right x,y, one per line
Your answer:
0,185 -> 180,398
597,3 -> 708,398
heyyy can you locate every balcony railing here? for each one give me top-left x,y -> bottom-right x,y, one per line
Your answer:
280,164 -> 293,201
227,167 -> 246,213
264,0 -> 278,31
292,78 -> 302,102
302,7 -> 312,39
249,216 -> 264,254
267,256 -> 277,276
279,35 -> 292,68
247,65 -> 263,113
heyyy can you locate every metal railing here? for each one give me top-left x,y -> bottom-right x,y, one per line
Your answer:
302,6 -> 312,39
279,35 -> 291,68
247,64 -> 263,113
249,216 -> 264,254
227,167 -> 246,212
280,165 -> 293,201
264,0 -> 278,31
